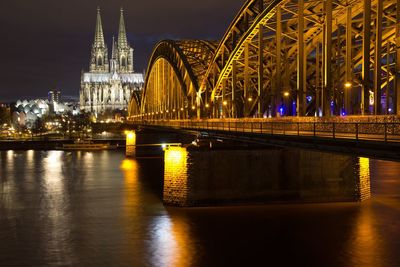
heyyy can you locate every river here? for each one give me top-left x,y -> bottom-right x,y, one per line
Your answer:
0,150 -> 399,267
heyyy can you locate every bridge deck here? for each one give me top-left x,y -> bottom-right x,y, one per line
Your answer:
131,120 -> 400,144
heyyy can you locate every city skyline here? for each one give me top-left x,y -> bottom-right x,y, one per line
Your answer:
0,0 -> 244,101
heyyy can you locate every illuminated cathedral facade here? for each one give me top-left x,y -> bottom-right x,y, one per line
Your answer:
80,8 -> 144,116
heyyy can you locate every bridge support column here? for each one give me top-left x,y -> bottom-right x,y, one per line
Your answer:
125,131 -> 136,158
274,6 -> 282,117
374,0 -> 383,115
258,25 -> 264,118
396,0 -> 400,115
297,0 -> 306,117
345,6 -> 352,115
323,0 -> 333,116
244,42 -> 250,117
232,60 -> 237,118
362,0 -> 372,115
222,79 -> 227,118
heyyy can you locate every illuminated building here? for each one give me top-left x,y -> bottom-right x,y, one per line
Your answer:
48,90 -> 61,103
80,7 -> 144,117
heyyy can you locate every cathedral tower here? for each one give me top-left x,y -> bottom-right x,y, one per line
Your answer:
90,7 -> 109,73
80,7 -> 144,116
116,8 -> 134,73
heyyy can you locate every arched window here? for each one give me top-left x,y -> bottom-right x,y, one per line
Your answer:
97,56 -> 103,66
121,56 -> 126,67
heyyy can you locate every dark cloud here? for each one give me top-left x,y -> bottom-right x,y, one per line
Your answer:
0,0 -> 245,101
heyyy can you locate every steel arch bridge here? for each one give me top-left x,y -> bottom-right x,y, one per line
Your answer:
130,0 -> 400,120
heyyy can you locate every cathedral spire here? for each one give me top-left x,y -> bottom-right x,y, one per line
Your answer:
90,7 -> 109,73
94,7 -> 105,48
118,7 -> 128,48
111,36 -> 117,59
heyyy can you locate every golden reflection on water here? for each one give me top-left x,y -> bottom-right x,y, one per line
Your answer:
121,157 -> 194,267
359,157 -> 371,201
27,150 -> 34,164
121,159 -> 140,203
150,215 -> 194,267
83,152 -> 94,166
169,215 -> 194,267
44,151 -> 63,190
6,150 -> 14,171
82,152 -> 94,181
347,204 -> 384,267
42,151 -> 75,265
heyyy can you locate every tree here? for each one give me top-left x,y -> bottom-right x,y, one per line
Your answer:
32,117 -> 45,137
0,106 -> 11,125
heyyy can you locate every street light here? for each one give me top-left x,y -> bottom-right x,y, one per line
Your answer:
284,92 -> 290,97
345,82 -> 352,88
205,103 -> 210,108
223,101 -> 228,106
248,97 -> 253,102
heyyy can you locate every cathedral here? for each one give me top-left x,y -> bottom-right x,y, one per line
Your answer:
80,7 -> 144,116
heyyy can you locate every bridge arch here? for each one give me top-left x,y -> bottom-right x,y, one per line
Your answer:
128,91 -> 141,117
136,40 -> 217,120
130,0 -> 399,120
198,0 -> 399,118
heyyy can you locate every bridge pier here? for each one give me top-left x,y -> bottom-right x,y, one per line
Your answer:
163,146 -> 371,207
125,131 -> 136,158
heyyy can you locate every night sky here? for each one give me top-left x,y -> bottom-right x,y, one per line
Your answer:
0,0 -> 244,102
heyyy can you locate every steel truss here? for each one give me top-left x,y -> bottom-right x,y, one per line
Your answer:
139,40 -> 217,119
132,0 -> 400,119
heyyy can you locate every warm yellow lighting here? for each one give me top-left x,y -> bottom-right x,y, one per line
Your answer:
126,131 -> 136,157
191,106 -> 196,110
164,146 -> 187,178
120,159 -> 137,171
357,157 -> 371,201
180,108 -> 184,111
284,92 -> 290,97
205,103 -> 210,108
223,101 -> 228,106
345,82 -> 352,88
359,157 -> 370,173
126,131 -> 136,145
248,97 -> 253,102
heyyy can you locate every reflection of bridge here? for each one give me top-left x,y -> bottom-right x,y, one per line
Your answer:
129,0 -> 400,120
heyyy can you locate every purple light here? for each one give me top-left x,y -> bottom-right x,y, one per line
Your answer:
279,107 -> 284,116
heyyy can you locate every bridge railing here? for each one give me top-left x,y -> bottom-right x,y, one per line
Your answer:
137,120 -> 400,143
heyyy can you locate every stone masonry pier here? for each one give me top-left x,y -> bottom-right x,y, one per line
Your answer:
163,146 -> 371,207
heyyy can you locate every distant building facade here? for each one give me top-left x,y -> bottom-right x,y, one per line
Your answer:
48,90 -> 61,103
13,98 -> 80,128
80,8 -> 144,116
